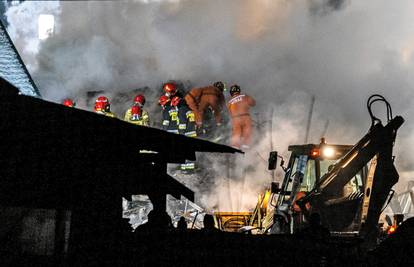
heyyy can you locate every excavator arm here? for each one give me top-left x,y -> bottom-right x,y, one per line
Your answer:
312,116 -> 403,196
299,96 -> 404,242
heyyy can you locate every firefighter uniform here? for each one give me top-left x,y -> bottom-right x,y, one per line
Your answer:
177,104 -> 197,171
227,93 -> 256,149
94,96 -> 116,118
184,85 -> 225,127
124,108 -> 150,126
96,110 -> 116,118
170,96 -> 197,171
162,104 -> 179,133
177,104 -> 197,137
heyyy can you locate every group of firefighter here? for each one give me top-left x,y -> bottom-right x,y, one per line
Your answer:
62,81 -> 256,151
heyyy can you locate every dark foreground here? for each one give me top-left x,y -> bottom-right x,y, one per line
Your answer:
2,227 -> 414,267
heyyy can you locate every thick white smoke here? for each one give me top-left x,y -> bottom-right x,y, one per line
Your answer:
5,0 -> 414,210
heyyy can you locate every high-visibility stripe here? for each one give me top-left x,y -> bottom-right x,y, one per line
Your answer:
180,162 -> 195,170
185,131 -> 197,137
228,94 -> 246,105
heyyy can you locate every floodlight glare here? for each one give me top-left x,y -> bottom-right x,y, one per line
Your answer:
322,146 -> 335,158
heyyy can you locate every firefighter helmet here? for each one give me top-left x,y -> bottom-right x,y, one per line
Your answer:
95,96 -> 110,112
214,81 -> 225,92
158,95 -> 170,106
63,98 -> 75,107
133,94 -> 146,106
171,96 -> 181,107
230,84 -> 241,96
131,105 -> 142,117
163,82 -> 177,96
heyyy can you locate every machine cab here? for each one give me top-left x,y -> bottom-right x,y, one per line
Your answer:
275,139 -> 367,233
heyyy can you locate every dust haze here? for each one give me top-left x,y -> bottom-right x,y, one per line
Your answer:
4,0 -> 414,210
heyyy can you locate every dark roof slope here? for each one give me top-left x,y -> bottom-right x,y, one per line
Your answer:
0,20 -> 40,97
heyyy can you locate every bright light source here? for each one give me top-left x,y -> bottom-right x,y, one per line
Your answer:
322,146 -> 335,158
387,225 -> 396,235
310,148 -> 320,158
38,14 -> 55,40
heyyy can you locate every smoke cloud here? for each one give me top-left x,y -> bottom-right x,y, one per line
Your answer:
4,0 -> 414,210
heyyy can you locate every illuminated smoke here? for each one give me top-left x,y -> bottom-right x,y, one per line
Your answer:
4,0 -> 414,210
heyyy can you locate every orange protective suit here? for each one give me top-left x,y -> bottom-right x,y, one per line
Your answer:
227,93 -> 256,149
184,85 -> 225,126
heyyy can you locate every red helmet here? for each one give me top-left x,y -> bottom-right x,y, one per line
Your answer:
171,96 -> 181,107
131,105 -> 142,117
158,95 -> 170,106
163,83 -> 177,96
95,96 -> 110,112
133,94 -> 145,106
63,98 -> 75,107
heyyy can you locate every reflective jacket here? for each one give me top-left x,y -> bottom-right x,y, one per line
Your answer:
177,104 -> 197,137
162,104 -> 179,133
124,108 -> 150,126
96,110 -> 116,118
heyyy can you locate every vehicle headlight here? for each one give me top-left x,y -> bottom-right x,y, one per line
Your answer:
322,146 -> 335,158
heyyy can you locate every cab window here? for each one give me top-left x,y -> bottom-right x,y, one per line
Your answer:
301,159 -> 316,192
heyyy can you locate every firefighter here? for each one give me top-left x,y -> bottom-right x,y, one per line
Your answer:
159,95 -> 178,133
184,81 -> 225,132
171,96 -> 197,171
227,84 -> 256,149
94,96 -> 116,118
163,82 -> 178,98
124,94 -> 150,126
171,96 -> 196,137
62,98 -> 75,107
